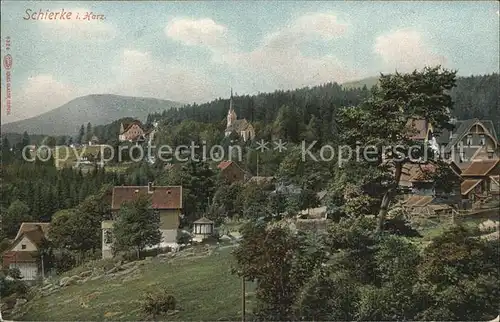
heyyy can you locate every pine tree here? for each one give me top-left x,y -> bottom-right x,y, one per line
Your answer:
85,122 -> 92,143
78,124 -> 85,144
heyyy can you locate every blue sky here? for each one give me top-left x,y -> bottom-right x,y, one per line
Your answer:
1,1 -> 499,123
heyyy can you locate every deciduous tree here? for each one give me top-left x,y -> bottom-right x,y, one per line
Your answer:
112,193 -> 161,258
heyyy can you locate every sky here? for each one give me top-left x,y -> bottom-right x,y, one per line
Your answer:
1,1 -> 499,123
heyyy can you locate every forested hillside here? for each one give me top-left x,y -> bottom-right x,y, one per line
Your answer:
147,83 -> 371,146
451,73 -> 499,134
144,73 -> 498,140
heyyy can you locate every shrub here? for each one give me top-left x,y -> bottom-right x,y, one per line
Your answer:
141,289 -> 177,319
52,250 -> 77,274
0,270 -> 28,298
176,230 -> 192,245
116,249 -> 140,262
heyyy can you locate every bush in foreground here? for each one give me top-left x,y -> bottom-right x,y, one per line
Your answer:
141,288 -> 177,319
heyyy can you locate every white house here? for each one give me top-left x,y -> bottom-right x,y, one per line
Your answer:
2,223 -> 50,281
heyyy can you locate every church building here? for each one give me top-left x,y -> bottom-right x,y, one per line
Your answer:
224,89 -> 255,141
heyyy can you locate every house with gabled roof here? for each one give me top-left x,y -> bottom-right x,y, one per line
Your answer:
437,118 -> 498,165
460,159 -> 500,208
88,135 -> 100,146
119,120 -> 146,143
217,160 -> 247,183
102,183 -> 183,259
2,223 -> 50,281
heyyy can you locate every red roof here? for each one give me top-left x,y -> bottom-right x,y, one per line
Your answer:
461,159 -> 499,176
121,120 -> 143,134
111,186 -> 182,210
217,161 -> 233,170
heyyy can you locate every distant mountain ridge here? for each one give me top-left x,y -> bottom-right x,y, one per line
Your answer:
341,76 -> 380,89
1,94 -> 182,136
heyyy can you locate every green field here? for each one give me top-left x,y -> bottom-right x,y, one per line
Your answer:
18,246 -> 254,321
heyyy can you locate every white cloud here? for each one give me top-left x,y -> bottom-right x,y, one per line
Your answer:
107,49 -> 218,103
292,12 -> 348,40
219,13 -> 356,89
2,48 -> 218,123
38,8 -> 116,41
164,14 -> 355,90
374,29 -> 447,72
165,18 -> 228,49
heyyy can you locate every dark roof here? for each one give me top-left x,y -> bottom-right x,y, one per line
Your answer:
15,222 -> 50,240
193,217 -> 214,224
481,120 -> 498,140
111,186 -> 182,210
461,159 -> 500,176
247,176 -> 275,184
442,119 -> 477,152
273,183 -> 303,195
121,120 -> 143,134
440,119 -> 498,152
461,179 -> 482,195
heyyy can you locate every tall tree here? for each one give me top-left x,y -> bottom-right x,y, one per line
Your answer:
85,122 -> 93,143
233,221 -> 327,321
1,137 -> 12,164
338,66 -> 457,231
112,193 -> 161,258
2,200 -> 32,238
78,124 -> 85,144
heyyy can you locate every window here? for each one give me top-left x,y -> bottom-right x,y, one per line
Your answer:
480,135 -> 485,146
466,134 -> 472,146
21,244 -> 26,250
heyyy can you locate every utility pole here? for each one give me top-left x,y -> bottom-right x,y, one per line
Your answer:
256,153 -> 259,177
41,253 -> 45,280
241,275 -> 246,322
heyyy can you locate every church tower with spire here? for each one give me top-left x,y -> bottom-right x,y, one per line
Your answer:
224,88 -> 255,141
227,88 -> 237,128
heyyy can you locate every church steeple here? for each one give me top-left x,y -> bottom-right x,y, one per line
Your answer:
227,88 -> 237,128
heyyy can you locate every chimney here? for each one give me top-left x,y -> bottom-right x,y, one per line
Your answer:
148,182 -> 154,194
